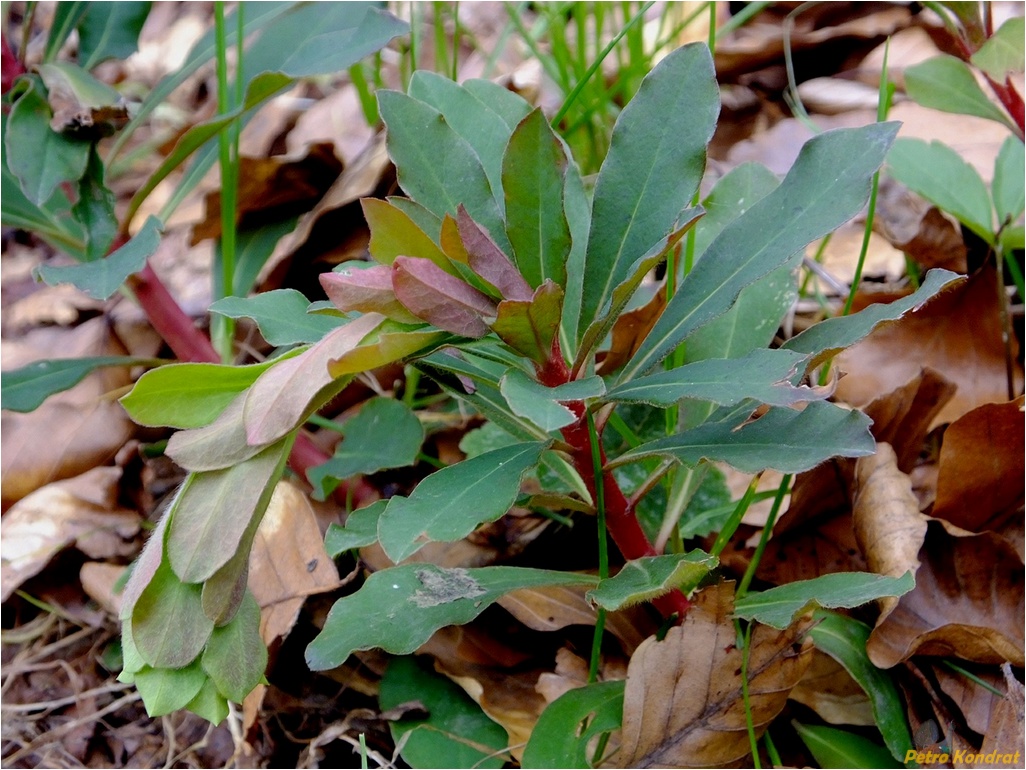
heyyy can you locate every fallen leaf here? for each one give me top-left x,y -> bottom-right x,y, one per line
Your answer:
80,561 -> 128,617
874,179 -> 968,274
867,521 -> 1024,668
978,665 -> 1025,767
932,399 -> 1025,533
934,664 -> 1006,736
617,581 -> 813,768
835,266 -> 1023,428
248,480 -> 343,645
1,467 -> 140,600
789,649 -> 875,727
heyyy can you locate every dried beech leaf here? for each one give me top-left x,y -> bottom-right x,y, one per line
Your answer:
867,522 -> 1025,668
932,399 -> 1025,532
790,650 -> 875,727
979,666 -> 1025,764
618,582 -> 813,768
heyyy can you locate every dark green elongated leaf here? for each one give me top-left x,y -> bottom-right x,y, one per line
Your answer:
574,210 -> 702,375
734,572 -> 915,629
216,217 -> 298,297
378,441 -> 547,562
44,2 -> 88,62
408,71 -> 516,213
971,16 -> 1025,81
77,2 -> 152,69
1,355 -> 159,413
381,657 -> 508,769
133,660 -> 207,718
184,678 -> 229,725
993,136 -> 1025,225
886,138 -> 994,241
167,438 -> 291,583
324,501 -> 388,556
73,147 -> 117,260
210,290 -> 340,346
604,349 -> 816,408
36,215 -> 162,299
121,357 -> 288,429
782,269 -> 962,368
503,108 -> 572,288
132,557 -> 214,669
810,610 -> 914,761
905,54 -> 1016,130
201,593 -> 267,703
522,681 -> 625,769
499,370 -> 603,433
586,552 -> 717,611
559,145 -> 590,353
308,398 -> 424,500
305,564 -> 596,669
124,72 -> 292,226
793,722 -> 901,769
580,43 -> 718,335
611,401 -> 876,474
462,78 -> 534,130
5,75 -> 90,205
491,281 -> 564,365
378,90 -> 511,254
620,122 -> 900,383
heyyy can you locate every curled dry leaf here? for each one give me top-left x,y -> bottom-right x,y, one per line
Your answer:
932,398 -> 1025,533
934,663 -> 1007,736
618,581 -> 813,768
789,649 -> 875,727
867,521 -> 1025,668
852,443 -> 928,617
979,665 -> 1025,765
1,467 -> 140,600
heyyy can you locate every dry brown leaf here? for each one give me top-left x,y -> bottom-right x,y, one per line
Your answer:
978,665 -> 1025,767
598,289 -> 666,375
286,84 -> 378,166
874,179 -> 968,274
932,399 -> 1025,533
1,467 -> 140,600
790,649 -> 875,726
935,664 -> 1006,736
248,480 -> 342,645
79,561 -> 128,617
835,266 -> 1022,427
867,521 -> 1024,668
617,581 -> 813,768
852,443 -> 928,617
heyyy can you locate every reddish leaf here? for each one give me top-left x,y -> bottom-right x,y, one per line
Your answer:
320,264 -> 422,324
392,256 -> 497,337
456,205 -> 532,301
490,281 -> 564,365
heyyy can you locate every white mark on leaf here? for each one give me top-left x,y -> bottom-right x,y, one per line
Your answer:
410,568 -> 486,607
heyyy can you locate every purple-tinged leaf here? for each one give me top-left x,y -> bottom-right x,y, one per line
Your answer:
490,281 -> 564,365
392,256 -> 497,338
244,313 -> 384,446
456,205 -> 532,301
321,264 -> 422,324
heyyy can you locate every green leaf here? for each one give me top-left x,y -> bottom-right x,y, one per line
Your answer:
134,660 -> 207,718
499,370 -> 603,433
44,2 -> 89,63
971,16 -> 1026,81
522,681 -> 625,769
184,678 -> 230,725
793,722 -> 901,769
326,322 -> 448,377
380,657 -> 508,769
5,75 -> 90,205
36,61 -> 124,113
378,441 -> 547,562
993,135 -> 1026,225
810,611 -> 914,761
201,593 -> 267,703
502,108 -> 572,288
2,355 -> 159,413
324,501 -> 387,556
121,358 -> 287,429
209,290 -> 340,346
73,147 -> 117,260
165,394 -> 269,472
77,2 -> 152,69
305,564 -> 595,669
586,552 -> 717,611
463,78 -> 534,129
886,138 -> 994,241
580,43 -> 718,334
362,197 -> 454,272
167,438 -> 291,584
620,122 -> 900,382
604,349 -> 817,408
408,71 -> 519,215
491,281 -> 564,365
904,54 -> 1016,130
733,571 -> 915,629
132,557 -> 214,669
36,215 -> 162,299
783,269 -> 962,368
308,398 -> 424,500
611,401 -> 876,475
218,218 -> 298,297
378,89 -> 511,254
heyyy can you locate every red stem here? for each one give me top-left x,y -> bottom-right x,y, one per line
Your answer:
1,34 -> 25,95
987,75 -> 1025,138
538,340 -> 691,620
